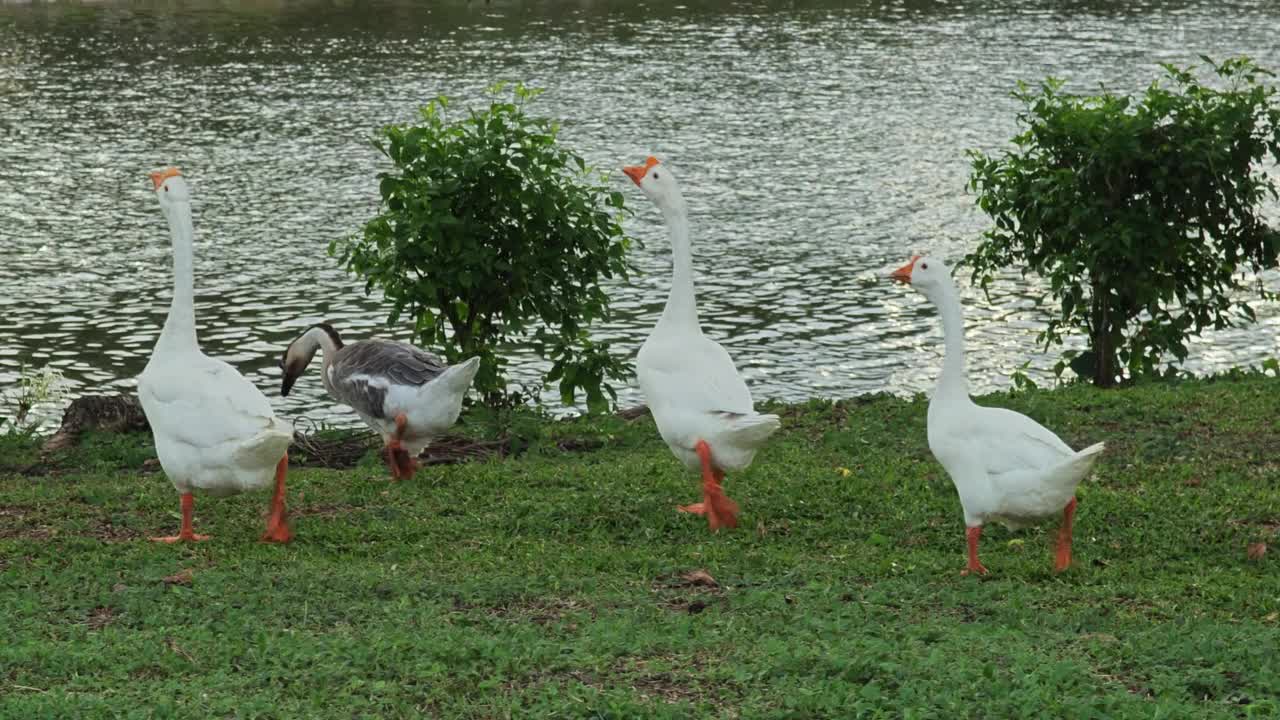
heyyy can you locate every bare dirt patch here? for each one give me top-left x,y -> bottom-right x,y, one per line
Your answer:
503,651 -> 732,708
289,431 -> 514,469
0,505 -> 39,537
87,516 -> 146,542
621,654 -> 721,705
452,596 -> 592,625
0,525 -> 53,540
292,503 -> 361,519
554,437 -> 604,453
162,569 -> 194,586
128,666 -> 167,681
85,606 -> 118,631
1228,518 -> 1280,534
164,637 -> 198,664
0,507 -> 144,542
652,569 -> 727,614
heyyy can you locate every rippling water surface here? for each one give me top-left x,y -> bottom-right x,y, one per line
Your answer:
2,0 -> 1278,428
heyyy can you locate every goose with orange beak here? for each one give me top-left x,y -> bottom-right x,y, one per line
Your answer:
136,167 -> 294,544
623,156 -> 780,531
889,254 -> 1105,574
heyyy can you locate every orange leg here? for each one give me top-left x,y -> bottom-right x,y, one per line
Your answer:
705,466 -> 738,531
385,443 -> 403,480
150,492 -> 211,543
961,525 -> 988,576
261,454 -> 292,544
677,440 -> 739,532
1054,497 -> 1077,573
385,413 -> 418,481
676,442 -> 714,517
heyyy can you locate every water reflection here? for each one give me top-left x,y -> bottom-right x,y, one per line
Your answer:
1,0 -> 1277,429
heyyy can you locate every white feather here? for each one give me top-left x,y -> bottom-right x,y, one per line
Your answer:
902,255 -> 1105,529
139,174 -> 291,498
630,160 -> 779,474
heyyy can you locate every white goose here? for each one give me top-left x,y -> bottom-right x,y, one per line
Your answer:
138,168 -> 294,543
890,255 -> 1105,574
624,156 -> 780,531
280,324 -> 480,480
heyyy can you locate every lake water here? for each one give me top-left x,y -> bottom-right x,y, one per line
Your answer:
2,0 -> 1278,429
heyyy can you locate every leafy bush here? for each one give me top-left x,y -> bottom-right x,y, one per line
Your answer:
964,56 -> 1280,387
333,84 -> 636,411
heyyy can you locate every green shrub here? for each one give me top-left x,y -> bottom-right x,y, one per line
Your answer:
333,84 -> 637,411
964,56 -> 1280,387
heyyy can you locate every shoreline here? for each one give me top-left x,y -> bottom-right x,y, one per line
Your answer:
5,369 -> 1277,478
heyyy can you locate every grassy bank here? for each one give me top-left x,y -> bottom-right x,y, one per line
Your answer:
2,376 -> 1279,718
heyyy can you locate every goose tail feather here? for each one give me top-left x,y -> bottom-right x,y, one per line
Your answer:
721,413 -> 781,449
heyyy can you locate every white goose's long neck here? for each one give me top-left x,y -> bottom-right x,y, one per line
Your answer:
157,201 -> 198,353
932,281 -> 970,401
658,196 -> 699,330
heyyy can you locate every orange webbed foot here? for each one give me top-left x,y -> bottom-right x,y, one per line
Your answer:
154,493 -> 208,543
677,502 -> 707,515
703,481 -> 739,531
387,446 -> 417,480
385,444 -> 403,480
260,521 -> 293,544
1053,553 -> 1071,573
692,440 -> 739,532
385,442 -> 418,481
393,449 -> 418,480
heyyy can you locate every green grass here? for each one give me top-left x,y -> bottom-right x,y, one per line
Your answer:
2,376 -> 1279,718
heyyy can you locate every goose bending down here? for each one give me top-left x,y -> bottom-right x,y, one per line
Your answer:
889,255 -> 1105,574
279,324 -> 480,479
623,156 -> 780,531
137,168 -> 294,543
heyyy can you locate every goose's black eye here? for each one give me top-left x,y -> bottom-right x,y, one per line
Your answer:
921,262 -> 928,270
164,186 -> 168,192
652,172 -> 660,179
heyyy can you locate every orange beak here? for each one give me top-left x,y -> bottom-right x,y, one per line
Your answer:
622,156 -> 661,186
150,167 -> 181,189
889,255 -> 921,284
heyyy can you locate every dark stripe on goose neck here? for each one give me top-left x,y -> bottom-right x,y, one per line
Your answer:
311,322 -> 345,350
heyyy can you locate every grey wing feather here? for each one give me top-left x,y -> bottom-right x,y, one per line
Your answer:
328,340 -> 447,419
345,340 -> 446,386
